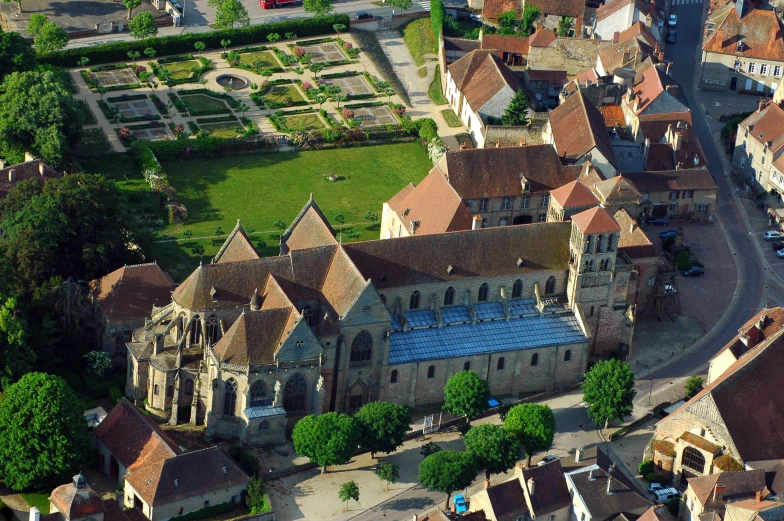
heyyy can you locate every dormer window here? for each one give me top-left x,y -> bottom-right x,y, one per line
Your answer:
210,287 -> 218,302
521,176 -> 531,193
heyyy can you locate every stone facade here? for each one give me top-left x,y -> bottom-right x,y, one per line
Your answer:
123,478 -> 246,521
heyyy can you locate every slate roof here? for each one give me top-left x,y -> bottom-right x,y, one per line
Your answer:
739,102 -> 784,156
342,222 -> 573,289
621,169 -> 718,192
448,50 -> 525,111
0,159 -> 61,200
94,399 -> 181,471
551,180 -> 600,208
212,220 -> 259,264
703,9 -> 784,61
126,447 -> 250,507
482,34 -> 530,54
521,460 -> 573,516
629,63 -> 690,116
212,308 -> 296,366
435,144 -> 580,198
550,92 -> 616,164
614,209 -> 659,259
385,168 -> 474,236
90,263 -> 175,323
572,207 -> 621,234
688,470 -> 767,510
527,0 -> 585,17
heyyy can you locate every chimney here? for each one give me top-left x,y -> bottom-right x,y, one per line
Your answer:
643,137 -> 651,166
666,84 -> 678,96
606,473 -> 613,495
8,168 -> 16,182
756,490 -> 764,502
460,142 -> 467,150
24,151 -> 34,162
29,507 -> 40,521
575,447 -> 582,463
589,469 -> 595,481
497,139 -> 502,148
473,214 -> 483,230
665,61 -> 672,76
630,219 -> 637,234
520,137 -> 526,145
528,477 -> 536,496
760,99 -> 769,112
758,313 -> 767,331
38,162 -> 46,176
673,132 -> 682,151
713,484 -> 726,503
676,161 -> 683,170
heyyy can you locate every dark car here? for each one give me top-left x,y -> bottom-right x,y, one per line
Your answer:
772,240 -> 784,251
667,30 -> 676,43
660,229 -> 678,239
647,217 -> 668,226
683,266 -> 705,277
355,11 -> 374,19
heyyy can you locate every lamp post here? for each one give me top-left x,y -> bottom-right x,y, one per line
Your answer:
648,378 -> 653,406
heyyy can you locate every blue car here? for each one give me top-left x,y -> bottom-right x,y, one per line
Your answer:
660,230 -> 678,239
647,217 -> 668,226
454,494 -> 467,514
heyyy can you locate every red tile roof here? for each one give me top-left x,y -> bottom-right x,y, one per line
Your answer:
703,9 -> 784,62
618,21 -> 659,48
740,101 -> 784,156
571,206 -> 621,234
0,159 -> 61,200
482,34 -> 530,55
688,470 -> 767,510
448,50 -> 525,111
281,196 -> 338,253
597,0 -> 648,21
549,92 -> 616,164
571,69 -> 601,84
483,0 -> 520,18
386,169 -> 474,236
550,180 -> 599,208
628,63 -> 690,116
527,0 -> 585,17
602,105 -> 626,128
528,69 -> 568,84
49,475 -> 105,521
621,168 -> 718,192
614,208 -> 658,259
529,29 -> 558,47
90,263 -> 175,323
212,221 -> 259,264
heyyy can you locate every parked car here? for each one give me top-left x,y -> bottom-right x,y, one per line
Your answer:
772,240 -> 784,251
667,30 -> 676,43
668,13 -> 678,26
647,217 -> 668,226
537,455 -> 559,466
764,231 -> 784,241
660,229 -> 678,239
354,11 -> 373,19
648,483 -> 666,494
454,495 -> 467,514
683,266 -> 705,277
654,487 -> 681,503
776,248 -> 784,259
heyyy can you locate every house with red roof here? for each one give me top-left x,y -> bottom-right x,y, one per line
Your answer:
592,0 -> 662,42
732,100 -> 784,200
700,7 -> 784,94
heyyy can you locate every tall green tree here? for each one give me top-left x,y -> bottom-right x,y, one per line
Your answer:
208,0 -> 250,29
0,69 -> 83,166
0,28 -> 36,79
557,16 -> 573,37
26,13 -> 48,37
0,295 -> 35,389
0,372 -> 91,490
245,477 -> 270,514
376,462 -> 400,491
32,20 -> 68,53
338,481 -> 360,511
355,401 -> 411,458
419,451 -> 477,510
386,0 -> 413,9
464,424 -> 521,480
292,412 -> 360,473
503,403 -> 556,466
303,0 -> 334,17
443,370 -> 490,423
128,11 -> 158,40
520,4 -> 540,36
124,0 -> 142,19
684,374 -> 704,399
582,359 -> 636,429
501,89 -> 529,126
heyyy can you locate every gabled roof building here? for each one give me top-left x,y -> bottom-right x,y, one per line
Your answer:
732,100 -> 784,200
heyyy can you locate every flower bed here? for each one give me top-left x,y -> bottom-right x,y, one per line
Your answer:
107,93 -> 148,102
167,92 -> 188,113
196,115 -> 239,124
152,56 -> 211,84
151,94 -> 169,115
178,88 -> 241,109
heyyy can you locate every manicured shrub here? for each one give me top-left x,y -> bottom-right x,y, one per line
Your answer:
639,460 -> 653,476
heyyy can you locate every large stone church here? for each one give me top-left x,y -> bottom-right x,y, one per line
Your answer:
125,197 -> 635,447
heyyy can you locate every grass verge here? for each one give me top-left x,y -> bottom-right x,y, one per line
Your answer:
428,65 -> 448,105
350,29 -> 411,106
20,492 -> 50,514
440,108 -> 462,128
401,18 -> 436,67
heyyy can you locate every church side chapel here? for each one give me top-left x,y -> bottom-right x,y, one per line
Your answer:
125,196 -> 635,448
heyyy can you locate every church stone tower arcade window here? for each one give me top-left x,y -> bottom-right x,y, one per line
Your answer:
224,378 -> 238,417
512,279 -> 523,298
206,315 -> 221,346
284,373 -> 307,412
545,276 -> 557,295
350,330 -> 373,365
250,380 -> 268,407
189,315 -> 202,345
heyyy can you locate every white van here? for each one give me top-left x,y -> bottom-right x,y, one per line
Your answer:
654,487 -> 681,503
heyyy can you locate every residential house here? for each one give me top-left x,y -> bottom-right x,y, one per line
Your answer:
482,112 -> 548,147
595,32 -> 658,77
43,474 -> 146,521
445,49 -> 527,146
681,471 -> 768,521
732,100 -> 784,198
648,311 -> 784,485
700,7 -> 784,94
482,0 -> 584,28
622,168 -> 718,219
482,34 -> 530,67
613,208 -> 667,307
579,169 -> 642,216
545,91 -> 618,177
565,448 -> 652,521
724,499 -> 784,521
442,37 -> 482,65
643,123 -> 707,171
528,31 -> 613,76
593,0 -> 662,41
380,168 -> 474,239
470,459 -> 573,521
91,263 -> 176,358
0,152 -> 61,200
622,62 -> 691,144
526,69 -> 569,104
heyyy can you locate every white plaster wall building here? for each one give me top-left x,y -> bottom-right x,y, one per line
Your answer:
593,0 -> 662,41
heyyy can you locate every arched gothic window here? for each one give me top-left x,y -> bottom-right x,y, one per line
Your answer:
512,279 -> 523,299
189,316 -> 202,344
478,283 -> 489,302
427,365 -> 435,378
444,287 -> 455,306
497,357 -> 505,370
302,305 -> 315,327
184,379 -> 194,396
224,379 -> 237,417
531,353 -> 539,366
390,370 -> 398,383
682,446 -> 706,473
564,350 -> 572,362
350,330 -> 373,364
545,276 -> 557,295
206,315 -> 221,346
250,380 -> 268,407
410,291 -> 421,310
283,374 -> 307,412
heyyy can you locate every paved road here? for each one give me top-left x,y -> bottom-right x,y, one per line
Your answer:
639,0 -> 784,402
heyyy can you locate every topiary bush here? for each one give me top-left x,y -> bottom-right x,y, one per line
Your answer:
639,460 -> 653,477
675,250 -> 692,270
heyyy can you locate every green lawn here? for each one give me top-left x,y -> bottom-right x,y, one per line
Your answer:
239,51 -> 279,69
20,492 -> 49,514
200,119 -> 243,137
283,113 -> 326,131
266,84 -> 305,105
401,18 -> 436,67
441,108 -> 462,128
180,94 -> 231,115
428,65 -> 448,105
162,60 -> 200,80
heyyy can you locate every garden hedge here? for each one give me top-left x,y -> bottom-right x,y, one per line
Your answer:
39,14 -> 351,67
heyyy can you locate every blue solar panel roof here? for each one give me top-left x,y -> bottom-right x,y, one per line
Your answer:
442,306 -> 471,324
387,313 -> 586,364
475,302 -> 505,320
391,314 -> 403,330
244,406 -> 286,419
407,310 -> 437,328
508,299 -> 538,316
